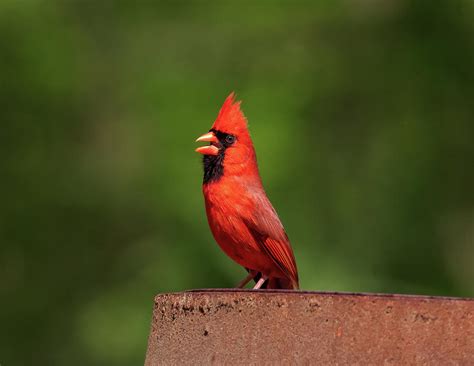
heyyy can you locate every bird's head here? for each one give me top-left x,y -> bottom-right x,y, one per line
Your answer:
196,93 -> 258,182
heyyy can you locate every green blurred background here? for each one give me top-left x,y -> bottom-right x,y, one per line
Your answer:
1,0 -> 474,364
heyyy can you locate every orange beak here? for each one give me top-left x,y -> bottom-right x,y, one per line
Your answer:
195,132 -> 219,156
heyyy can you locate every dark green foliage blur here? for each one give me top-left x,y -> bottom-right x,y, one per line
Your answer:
1,0 -> 473,364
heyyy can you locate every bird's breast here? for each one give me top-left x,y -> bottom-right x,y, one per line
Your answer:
202,179 -> 272,271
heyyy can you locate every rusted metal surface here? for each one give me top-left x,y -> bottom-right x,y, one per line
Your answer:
145,290 -> 474,365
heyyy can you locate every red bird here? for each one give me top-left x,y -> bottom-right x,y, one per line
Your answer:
195,93 -> 299,289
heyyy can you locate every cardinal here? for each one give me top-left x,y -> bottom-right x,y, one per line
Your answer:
195,93 -> 299,289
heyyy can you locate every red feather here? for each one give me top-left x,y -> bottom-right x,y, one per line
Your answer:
196,93 -> 299,289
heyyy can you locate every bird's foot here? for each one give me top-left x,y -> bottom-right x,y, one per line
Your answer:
253,276 -> 268,289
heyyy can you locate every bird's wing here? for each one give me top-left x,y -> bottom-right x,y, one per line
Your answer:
243,195 -> 299,287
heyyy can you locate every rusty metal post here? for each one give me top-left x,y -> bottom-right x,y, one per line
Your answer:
145,290 -> 474,365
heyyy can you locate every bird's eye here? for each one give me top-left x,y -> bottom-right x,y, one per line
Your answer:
225,135 -> 236,144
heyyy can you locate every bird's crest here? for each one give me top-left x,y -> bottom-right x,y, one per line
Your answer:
211,92 -> 249,135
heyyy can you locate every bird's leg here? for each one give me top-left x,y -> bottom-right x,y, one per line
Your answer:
236,270 -> 257,288
253,276 -> 268,290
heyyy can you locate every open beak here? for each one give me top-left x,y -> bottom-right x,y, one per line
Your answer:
195,131 -> 219,156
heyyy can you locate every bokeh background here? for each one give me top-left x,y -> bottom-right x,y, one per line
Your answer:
1,0 -> 474,364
